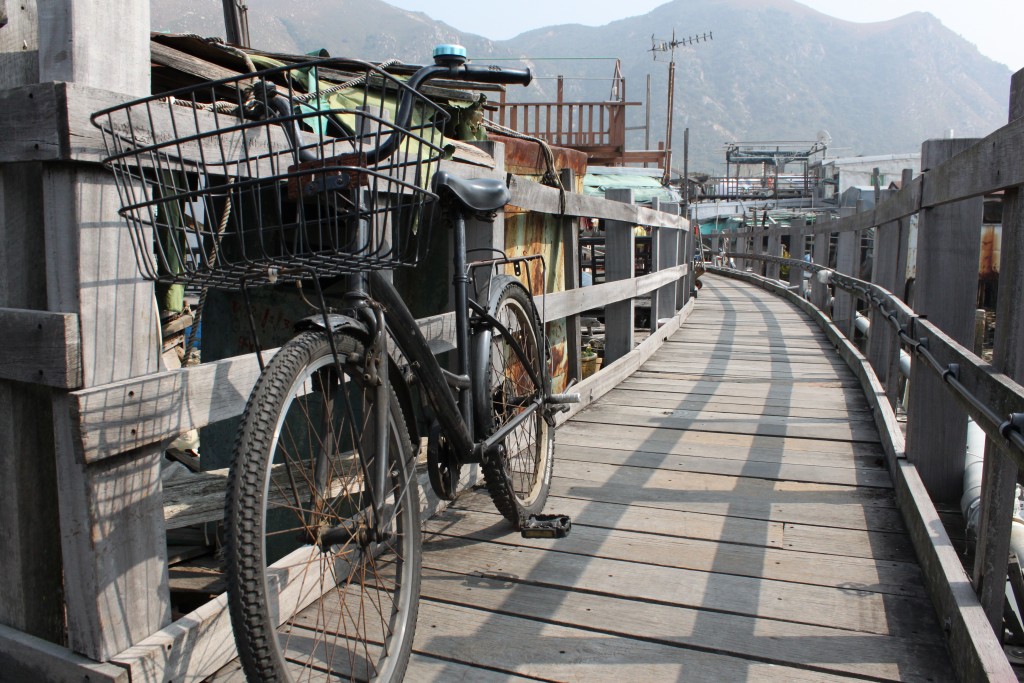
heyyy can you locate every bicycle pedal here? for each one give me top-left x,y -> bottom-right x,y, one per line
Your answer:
520,514 -> 572,539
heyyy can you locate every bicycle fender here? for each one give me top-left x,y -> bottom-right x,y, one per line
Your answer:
293,312 -> 368,337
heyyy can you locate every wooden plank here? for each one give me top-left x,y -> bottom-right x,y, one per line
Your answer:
403,597 -> 874,683
419,526 -> 936,640
454,487 -> 916,562
0,308 -> 81,387
628,364 -> 862,387
0,160 -> 65,643
552,472 -> 905,535
507,173 -> 688,229
150,39 -> 243,84
709,268 -> 1016,681
571,402 -> 878,443
654,344 -> 851,368
589,387 -> 876,423
426,506 -> 924,598
555,457 -> 895,508
414,566 -> 951,682
597,388 -> 869,420
0,623 -> 129,683
555,420 -> 883,463
536,262 -> 687,322
44,161 -> 170,659
555,440 -> 892,488
639,357 -> 857,380
617,374 -> 871,403
905,138 -> 985,502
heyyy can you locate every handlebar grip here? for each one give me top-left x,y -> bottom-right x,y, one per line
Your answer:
454,64 -> 532,87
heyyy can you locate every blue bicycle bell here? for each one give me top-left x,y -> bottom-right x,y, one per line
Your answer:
434,44 -> 468,67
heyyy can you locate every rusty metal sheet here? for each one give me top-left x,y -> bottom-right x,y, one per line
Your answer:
492,134 -> 588,181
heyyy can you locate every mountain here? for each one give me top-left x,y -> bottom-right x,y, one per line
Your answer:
150,0 -> 1012,173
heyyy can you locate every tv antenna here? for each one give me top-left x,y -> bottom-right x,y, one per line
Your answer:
647,30 -> 712,184
649,30 -> 712,61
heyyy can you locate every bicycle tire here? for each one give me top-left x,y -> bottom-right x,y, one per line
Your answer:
225,329 -> 420,683
475,278 -> 554,526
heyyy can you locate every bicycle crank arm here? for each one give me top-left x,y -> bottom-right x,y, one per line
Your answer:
520,514 -> 572,539
475,396 -> 544,462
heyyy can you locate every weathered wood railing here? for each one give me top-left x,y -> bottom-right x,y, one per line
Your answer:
0,44 -> 692,683
705,66 -> 1024,683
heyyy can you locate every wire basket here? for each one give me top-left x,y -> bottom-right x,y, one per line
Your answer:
92,58 -> 450,290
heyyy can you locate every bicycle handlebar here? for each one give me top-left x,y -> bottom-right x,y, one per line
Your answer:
259,46 -> 532,170
370,46 -> 531,165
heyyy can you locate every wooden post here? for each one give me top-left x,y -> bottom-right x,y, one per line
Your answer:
603,188 -> 634,364
733,229 -> 747,271
0,0 -> 63,645
895,168 -> 915,302
905,137 -> 983,503
648,198 -> 663,333
972,69 -> 1024,635
788,222 -> 804,291
868,209 -> 901,384
654,201 -> 680,328
810,219 -> 831,311
560,168 -> 582,383
681,219 -> 693,305
34,0 -> 170,661
753,216 -> 766,276
833,215 -> 858,337
766,229 -> 781,280
0,166 -> 65,644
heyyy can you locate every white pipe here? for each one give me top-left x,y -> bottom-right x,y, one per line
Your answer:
961,418 -> 989,540
960,418 -> 1024,560
854,313 -> 870,335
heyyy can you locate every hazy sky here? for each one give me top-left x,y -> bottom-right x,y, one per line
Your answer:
386,0 -> 1023,72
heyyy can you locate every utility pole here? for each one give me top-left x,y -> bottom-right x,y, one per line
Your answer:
643,74 -> 651,166
222,0 -> 251,47
649,30 -> 712,184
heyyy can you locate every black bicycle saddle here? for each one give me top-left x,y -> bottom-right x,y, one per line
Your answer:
432,170 -> 510,213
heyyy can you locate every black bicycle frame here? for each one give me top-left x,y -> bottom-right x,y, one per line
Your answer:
367,213 -> 548,469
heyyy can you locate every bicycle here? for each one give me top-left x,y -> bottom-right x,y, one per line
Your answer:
93,44 -> 576,682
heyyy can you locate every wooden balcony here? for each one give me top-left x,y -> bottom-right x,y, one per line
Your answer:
493,77 -> 664,167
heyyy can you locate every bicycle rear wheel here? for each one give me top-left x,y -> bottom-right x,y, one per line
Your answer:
225,329 -> 419,683
475,277 -> 554,526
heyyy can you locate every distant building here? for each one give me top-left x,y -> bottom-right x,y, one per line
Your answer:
810,153 -> 920,205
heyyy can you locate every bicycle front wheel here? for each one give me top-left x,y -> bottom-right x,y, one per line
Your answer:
225,329 -> 420,683
475,278 -> 554,526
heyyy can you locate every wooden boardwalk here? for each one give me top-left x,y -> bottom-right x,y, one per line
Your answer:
210,275 -> 955,682
404,275 -> 952,682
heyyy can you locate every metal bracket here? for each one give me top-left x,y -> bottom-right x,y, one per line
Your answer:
1000,413 -> 1024,441
942,363 -> 960,382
